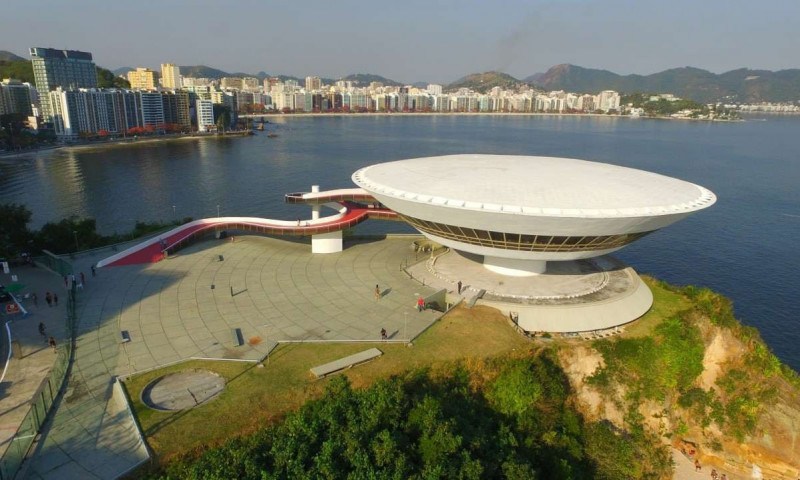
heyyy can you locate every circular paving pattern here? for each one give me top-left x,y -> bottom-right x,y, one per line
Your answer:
141,370 -> 226,411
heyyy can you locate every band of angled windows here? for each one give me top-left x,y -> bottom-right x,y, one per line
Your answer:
398,214 -> 653,252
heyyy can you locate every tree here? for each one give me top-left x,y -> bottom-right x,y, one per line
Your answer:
0,203 -> 33,258
0,113 -> 27,151
34,216 -> 109,253
0,60 -> 34,84
214,105 -> 232,132
96,67 -> 130,88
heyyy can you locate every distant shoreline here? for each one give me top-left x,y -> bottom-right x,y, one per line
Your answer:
0,131 -> 252,158
243,111 -> 742,122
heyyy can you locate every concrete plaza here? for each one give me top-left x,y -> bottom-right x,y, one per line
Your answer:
25,234 -> 441,479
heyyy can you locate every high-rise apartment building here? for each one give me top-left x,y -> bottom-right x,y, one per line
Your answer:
305,76 -> 321,91
0,79 -> 34,116
242,77 -> 260,91
139,92 -> 165,127
597,90 -> 621,112
161,91 -> 191,130
220,77 -> 243,90
30,47 -> 97,121
196,99 -> 215,132
426,84 -> 442,96
161,63 -> 181,89
127,68 -> 158,91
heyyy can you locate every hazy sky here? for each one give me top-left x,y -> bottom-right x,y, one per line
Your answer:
3,0 -> 797,83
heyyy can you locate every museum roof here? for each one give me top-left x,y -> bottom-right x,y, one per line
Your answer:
352,154 -> 716,218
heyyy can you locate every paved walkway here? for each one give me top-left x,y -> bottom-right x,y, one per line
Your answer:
0,266 -> 67,460
25,235 -> 439,479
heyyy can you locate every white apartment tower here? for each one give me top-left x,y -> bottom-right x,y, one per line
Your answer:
196,99 -> 215,132
597,90 -> 621,112
161,63 -> 181,89
305,76 -> 321,91
426,84 -> 443,95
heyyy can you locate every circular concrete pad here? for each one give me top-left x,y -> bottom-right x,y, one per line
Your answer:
142,370 -> 225,411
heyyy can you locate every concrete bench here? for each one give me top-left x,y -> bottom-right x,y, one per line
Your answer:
231,328 -> 243,346
310,348 -> 383,378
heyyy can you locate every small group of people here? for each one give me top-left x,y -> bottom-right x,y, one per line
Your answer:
710,468 -> 726,480
38,322 -> 57,352
63,271 -> 88,289
44,291 -> 58,307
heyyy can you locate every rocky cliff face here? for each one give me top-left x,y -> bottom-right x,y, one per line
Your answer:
557,284 -> 800,479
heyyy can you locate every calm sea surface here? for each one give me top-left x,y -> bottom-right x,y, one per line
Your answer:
2,115 -> 798,370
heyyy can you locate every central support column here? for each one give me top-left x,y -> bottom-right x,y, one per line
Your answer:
312,231 -> 343,253
311,185 -> 320,220
483,256 -> 546,276
309,185 -> 343,253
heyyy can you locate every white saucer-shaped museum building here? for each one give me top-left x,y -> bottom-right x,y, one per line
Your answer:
353,154 -> 715,276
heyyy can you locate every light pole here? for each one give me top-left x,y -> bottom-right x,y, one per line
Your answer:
73,231 -> 79,252
172,205 -> 176,219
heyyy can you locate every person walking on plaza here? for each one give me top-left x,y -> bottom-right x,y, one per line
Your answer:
80,271 -> 86,285
38,322 -> 46,338
53,293 -> 58,306
417,296 -> 425,312
45,292 -> 52,307
48,336 -> 57,352
32,292 -> 37,306
374,284 -> 381,300
380,328 -> 387,340
91,265 -> 96,277
457,280 -> 462,294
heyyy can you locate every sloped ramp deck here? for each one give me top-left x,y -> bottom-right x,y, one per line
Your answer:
310,348 -> 383,378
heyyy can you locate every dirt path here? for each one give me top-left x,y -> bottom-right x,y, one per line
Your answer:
673,449 -> 747,480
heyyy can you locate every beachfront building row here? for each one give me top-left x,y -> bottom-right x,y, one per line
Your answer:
247,84 -> 621,114
47,88 -> 198,138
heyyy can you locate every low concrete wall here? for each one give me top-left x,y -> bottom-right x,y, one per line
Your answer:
111,378 -> 151,474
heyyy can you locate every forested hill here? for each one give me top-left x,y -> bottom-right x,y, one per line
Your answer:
340,73 -> 403,86
0,50 -> 25,62
526,63 -> 800,103
446,71 -> 524,93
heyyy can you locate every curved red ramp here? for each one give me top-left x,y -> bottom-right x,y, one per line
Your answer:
98,196 -> 397,267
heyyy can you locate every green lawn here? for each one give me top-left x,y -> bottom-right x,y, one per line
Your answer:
124,305 -> 531,462
621,275 -> 692,338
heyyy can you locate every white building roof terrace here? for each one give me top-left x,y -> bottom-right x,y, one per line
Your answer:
352,154 -> 716,218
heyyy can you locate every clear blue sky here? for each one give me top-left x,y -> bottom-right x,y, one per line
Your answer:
3,0 -> 797,83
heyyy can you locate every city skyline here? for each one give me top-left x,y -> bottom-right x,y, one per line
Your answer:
2,0 -> 799,84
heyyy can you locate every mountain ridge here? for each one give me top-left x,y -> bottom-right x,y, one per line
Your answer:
527,63 -> 800,103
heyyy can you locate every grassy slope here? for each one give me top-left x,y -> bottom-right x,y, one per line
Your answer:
124,305 -> 529,462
